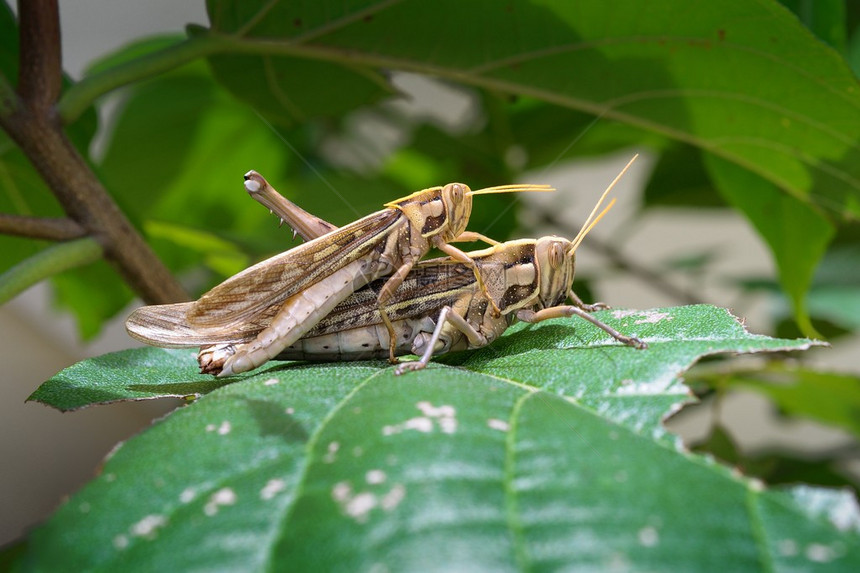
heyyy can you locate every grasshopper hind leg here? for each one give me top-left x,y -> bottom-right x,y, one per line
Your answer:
395,306 -> 489,375
516,305 -> 647,349
214,259 -> 373,376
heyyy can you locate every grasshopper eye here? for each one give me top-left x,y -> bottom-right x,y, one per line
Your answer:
550,243 -> 564,269
450,184 -> 464,201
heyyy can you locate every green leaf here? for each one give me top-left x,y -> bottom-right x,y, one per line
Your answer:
643,143 -> 726,208
780,0 -> 846,51
202,51 -> 394,127
30,304 -> 819,414
22,305 -> 858,570
735,242 -> 860,335
706,154 -> 835,338
201,0 -> 860,221
84,35 -> 190,77
692,364 -> 860,441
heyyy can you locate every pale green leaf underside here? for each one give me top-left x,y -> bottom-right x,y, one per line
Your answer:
23,305 -> 860,570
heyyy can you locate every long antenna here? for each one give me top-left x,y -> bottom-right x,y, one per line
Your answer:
468,183 -> 555,196
567,154 -> 638,254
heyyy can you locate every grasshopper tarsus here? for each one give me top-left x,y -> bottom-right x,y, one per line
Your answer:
394,361 -> 427,376
568,289 -> 609,312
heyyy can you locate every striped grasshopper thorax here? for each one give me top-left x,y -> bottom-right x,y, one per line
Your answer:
474,236 -> 574,314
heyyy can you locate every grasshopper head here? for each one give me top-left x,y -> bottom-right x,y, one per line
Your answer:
535,236 -> 576,309
440,182 -> 473,240
385,182 -> 553,241
385,183 -> 473,240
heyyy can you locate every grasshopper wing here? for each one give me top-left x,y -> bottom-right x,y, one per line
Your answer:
126,302 -> 260,347
186,209 -> 402,329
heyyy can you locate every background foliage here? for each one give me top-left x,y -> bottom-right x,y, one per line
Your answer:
2,0 -> 860,570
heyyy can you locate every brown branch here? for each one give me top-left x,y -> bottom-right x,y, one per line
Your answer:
17,0 -> 62,114
0,0 -> 188,304
0,213 -> 86,240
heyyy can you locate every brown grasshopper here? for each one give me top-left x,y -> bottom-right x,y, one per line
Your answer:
127,158 -> 644,374
126,174 -> 550,376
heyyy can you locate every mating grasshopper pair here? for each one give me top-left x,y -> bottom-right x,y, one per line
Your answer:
126,159 -> 645,376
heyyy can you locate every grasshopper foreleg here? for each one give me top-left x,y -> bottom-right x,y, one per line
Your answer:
453,231 -> 502,246
395,306 -> 489,375
376,257 -> 418,364
434,239 -> 502,317
568,289 -> 610,312
516,306 -> 647,349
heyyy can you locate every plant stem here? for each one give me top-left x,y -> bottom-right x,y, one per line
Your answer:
58,34 -> 224,124
0,0 -> 187,304
0,214 -> 86,240
17,0 -> 62,115
0,237 -> 102,304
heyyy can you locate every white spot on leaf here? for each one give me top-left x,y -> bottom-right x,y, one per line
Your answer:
345,492 -> 377,523
635,311 -> 671,324
131,514 -> 167,539
416,401 -> 455,418
612,309 -> 637,319
383,402 -> 458,435
487,418 -> 509,432
638,526 -> 659,547
383,417 -> 432,435
179,487 -> 195,504
324,441 -> 340,463
332,479 -> 404,523
264,378 -> 279,386
260,479 -> 286,500
204,487 -> 237,516
332,481 -> 352,503
113,534 -> 129,550
217,421 -> 231,435
381,484 -> 406,511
